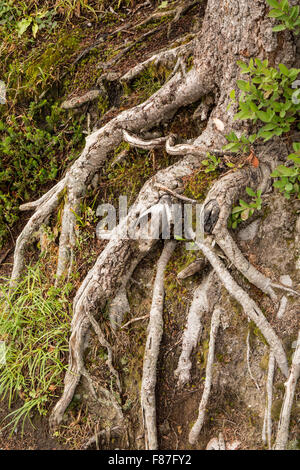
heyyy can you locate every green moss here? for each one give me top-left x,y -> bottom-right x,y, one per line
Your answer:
259,352 -> 270,371
248,320 -> 268,346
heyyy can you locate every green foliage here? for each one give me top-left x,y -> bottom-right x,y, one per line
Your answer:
271,142 -> 300,199
0,101 -> 84,247
266,0 -> 300,34
201,153 -> 221,172
16,10 -> 57,38
229,187 -> 262,229
223,131 -> 257,154
0,2 -> 57,38
0,261 -> 72,434
231,59 -> 300,142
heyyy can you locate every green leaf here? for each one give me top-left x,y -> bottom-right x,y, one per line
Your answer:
256,110 -> 273,122
237,80 -> 250,92
272,24 -> 287,31
268,9 -> 285,18
241,209 -> 250,221
232,206 -> 244,215
285,183 -> 294,192
158,1 -> 168,8
16,17 -> 32,37
32,22 -> 38,38
266,0 -> 281,8
279,63 -> 290,76
246,187 -> 256,197
292,142 -> 300,152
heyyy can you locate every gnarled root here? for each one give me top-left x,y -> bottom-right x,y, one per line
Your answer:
196,240 -> 289,378
175,271 -> 218,387
12,67 -> 209,284
141,240 -> 176,450
189,306 -> 222,445
202,162 -> 279,300
49,152 -> 205,428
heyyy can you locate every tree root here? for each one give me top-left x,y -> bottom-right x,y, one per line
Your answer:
141,240 -> 176,450
120,36 -> 195,83
175,271 -> 218,387
49,150 -> 205,428
262,353 -> 275,449
189,306 -> 222,445
12,67 -> 208,284
274,331 -> 300,450
195,240 -> 289,378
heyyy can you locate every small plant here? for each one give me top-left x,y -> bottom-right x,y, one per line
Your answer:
16,10 -> 57,39
228,59 -> 300,145
201,153 -> 221,172
266,0 -> 300,34
0,101 -> 84,247
229,187 -> 262,229
271,142 -> 300,199
223,131 -> 257,154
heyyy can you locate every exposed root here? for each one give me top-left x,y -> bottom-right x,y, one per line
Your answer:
120,36 -> 195,83
123,130 -> 167,149
262,353 -> 275,449
141,240 -> 176,450
274,331 -> 300,450
195,240 -> 289,378
10,181 -> 65,285
206,434 -> 240,450
262,288 -> 290,448
165,134 -> 232,157
177,257 -> 207,280
189,306 -> 222,445
49,151 -> 205,428
12,67 -> 208,284
109,288 -> 131,331
202,165 -> 282,301
121,314 -> 149,329
175,271 -> 218,387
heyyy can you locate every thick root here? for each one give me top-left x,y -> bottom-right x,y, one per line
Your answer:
49,152 -> 205,428
189,306 -> 222,445
12,67 -> 209,284
195,240 -> 289,378
175,271 -> 218,387
141,240 -> 176,450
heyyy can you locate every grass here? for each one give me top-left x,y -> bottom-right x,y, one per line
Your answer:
0,260 -> 73,434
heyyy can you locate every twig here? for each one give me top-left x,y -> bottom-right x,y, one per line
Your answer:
121,314 -> 149,329
154,183 -> 197,204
